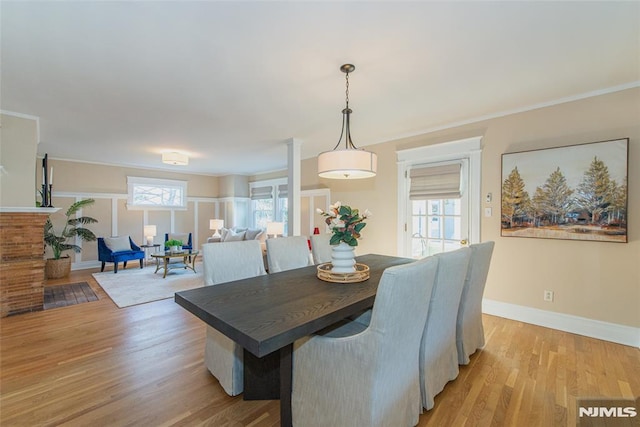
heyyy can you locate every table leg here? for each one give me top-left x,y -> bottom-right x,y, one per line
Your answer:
163,258 -> 169,278
280,344 -> 293,427
191,254 -> 198,273
243,349 -> 280,400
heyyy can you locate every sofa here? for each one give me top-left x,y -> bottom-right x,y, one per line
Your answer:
207,227 -> 266,245
207,227 -> 267,268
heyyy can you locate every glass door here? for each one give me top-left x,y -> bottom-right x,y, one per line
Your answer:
410,197 -> 467,258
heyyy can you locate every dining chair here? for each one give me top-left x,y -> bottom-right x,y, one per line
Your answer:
420,246 -> 471,410
456,241 -> 495,365
292,255 -> 439,427
310,233 -> 333,264
202,240 -> 267,396
265,236 -> 312,273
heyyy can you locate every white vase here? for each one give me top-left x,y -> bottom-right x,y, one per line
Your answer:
331,241 -> 356,273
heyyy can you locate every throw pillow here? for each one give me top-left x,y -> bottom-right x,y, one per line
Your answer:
223,230 -> 246,242
104,236 -> 131,252
245,228 -> 264,241
220,228 -> 230,241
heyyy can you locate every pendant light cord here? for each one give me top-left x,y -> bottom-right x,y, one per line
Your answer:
331,69 -> 359,151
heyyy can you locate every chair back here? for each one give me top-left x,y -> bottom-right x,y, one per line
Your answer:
165,232 -> 193,249
202,240 -> 266,286
310,234 -> 332,264
420,246 -> 471,409
266,236 -> 312,273
456,241 -> 495,364
368,256 -> 439,357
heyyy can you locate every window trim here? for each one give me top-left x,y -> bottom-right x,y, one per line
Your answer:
126,176 -> 188,210
249,178 -> 288,229
396,136 -> 482,257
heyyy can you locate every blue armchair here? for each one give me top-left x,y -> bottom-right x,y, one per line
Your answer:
98,236 -> 145,273
164,232 -> 193,251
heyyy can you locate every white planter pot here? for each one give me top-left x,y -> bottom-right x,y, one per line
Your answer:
331,241 -> 356,273
170,245 -> 180,253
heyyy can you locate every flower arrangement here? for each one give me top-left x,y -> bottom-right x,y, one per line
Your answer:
317,202 -> 372,247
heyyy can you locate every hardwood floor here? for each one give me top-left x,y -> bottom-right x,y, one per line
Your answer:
1,268 -> 638,426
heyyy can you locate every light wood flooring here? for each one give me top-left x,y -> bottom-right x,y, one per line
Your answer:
1,267 -> 638,426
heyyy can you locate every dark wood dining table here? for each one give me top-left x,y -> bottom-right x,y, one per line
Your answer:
174,253 -> 414,427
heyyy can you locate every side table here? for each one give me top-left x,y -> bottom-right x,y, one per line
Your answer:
141,244 -> 162,266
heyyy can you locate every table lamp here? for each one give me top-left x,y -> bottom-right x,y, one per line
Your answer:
266,222 -> 284,239
143,225 -> 157,245
210,219 -> 224,239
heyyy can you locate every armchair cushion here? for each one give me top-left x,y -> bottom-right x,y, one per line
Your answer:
103,236 -> 133,252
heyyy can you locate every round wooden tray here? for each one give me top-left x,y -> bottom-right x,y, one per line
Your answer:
317,263 -> 370,283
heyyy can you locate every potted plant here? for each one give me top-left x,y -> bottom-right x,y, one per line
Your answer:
165,239 -> 183,253
317,202 -> 372,273
44,199 -> 98,279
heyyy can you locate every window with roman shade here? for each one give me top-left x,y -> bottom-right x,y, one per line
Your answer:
409,163 -> 462,200
249,178 -> 288,231
250,186 -> 273,200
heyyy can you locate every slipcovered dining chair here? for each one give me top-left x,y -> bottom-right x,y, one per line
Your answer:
202,240 -> 267,396
310,233 -> 332,264
292,255 -> 439,427
456,241 -> 495,365
265,236 -> 312,273
420,246 -> 471,410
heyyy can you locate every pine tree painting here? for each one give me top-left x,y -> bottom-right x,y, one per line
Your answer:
501,139 -> 627,242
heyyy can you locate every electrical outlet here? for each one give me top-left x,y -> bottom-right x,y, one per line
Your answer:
485,192 -> 492,203
544,290 -> 554,302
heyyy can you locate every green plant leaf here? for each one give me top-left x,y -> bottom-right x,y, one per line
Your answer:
65,199 -> 95,217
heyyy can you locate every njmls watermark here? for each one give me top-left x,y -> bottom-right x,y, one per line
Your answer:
577,397 -> 639,427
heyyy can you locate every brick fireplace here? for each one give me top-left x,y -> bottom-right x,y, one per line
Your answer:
0,210 -> 51,317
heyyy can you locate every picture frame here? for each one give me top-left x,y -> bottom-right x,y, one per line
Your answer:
501,138 -> 628,243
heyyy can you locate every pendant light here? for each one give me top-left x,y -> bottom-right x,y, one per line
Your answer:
317,64 -> 377,179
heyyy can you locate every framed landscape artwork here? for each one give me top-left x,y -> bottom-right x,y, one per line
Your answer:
501,138 -> 628,243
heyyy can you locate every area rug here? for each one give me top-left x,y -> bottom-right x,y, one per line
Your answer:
44,282 -> 99,309
92,263 -> 204,308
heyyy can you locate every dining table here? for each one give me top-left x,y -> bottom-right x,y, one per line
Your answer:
174,253 -> 414,427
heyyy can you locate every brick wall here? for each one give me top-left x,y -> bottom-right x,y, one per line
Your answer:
0,212 -> 48,316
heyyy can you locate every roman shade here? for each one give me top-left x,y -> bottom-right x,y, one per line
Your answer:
250,186 -> 273,200
409,163 -> 461,200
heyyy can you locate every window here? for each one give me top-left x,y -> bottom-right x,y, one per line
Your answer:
411,198 -> 463,257
397,136 -> 482,259
250,179 -> 288,233
127,177 -> 187,209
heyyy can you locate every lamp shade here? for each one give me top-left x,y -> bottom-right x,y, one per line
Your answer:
317,149 -> 378,179
162,152 -> 189,165
209,219 -> 224,230
143,225 -> 157,237
266,222 -> 284,237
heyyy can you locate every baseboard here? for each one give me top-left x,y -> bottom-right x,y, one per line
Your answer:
482,298 -> 640,349
72,260 -> 103,271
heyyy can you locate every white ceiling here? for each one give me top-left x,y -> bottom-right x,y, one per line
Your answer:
2,1 -> 638,176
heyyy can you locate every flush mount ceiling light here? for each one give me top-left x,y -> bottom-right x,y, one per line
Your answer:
162,152 -> 189,166
317,64 -> 377,179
